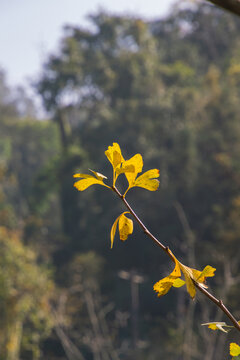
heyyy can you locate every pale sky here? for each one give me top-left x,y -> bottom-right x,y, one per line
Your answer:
0,0 -> 176,90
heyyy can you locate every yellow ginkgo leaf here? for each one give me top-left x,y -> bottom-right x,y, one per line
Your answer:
110,212 -> 133,248
123,154 -> 143,187
208,324 -> 218,330
114,162 -> 136,185
115,163 -> 135,176
153,260 -> 182,297
105,143 -> 124,170
206,323 -> 218,330
154,280 -> 175,297
110,215 -> 121,249
179,264 -> 197,299
201,322 -> 232,333
73,171 -> 109,191
230,343 -> 240,357
196,265 -> 216,283
134,169 -> 160,191
172,278 -> 185,288
105,143 -> 127,185
118,213 -> 133,241
73,173 -> 93,178
178,263 -> 216,299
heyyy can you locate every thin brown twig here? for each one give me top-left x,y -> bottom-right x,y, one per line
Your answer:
111,186 -> 240,333
112,186 -> 176,263
206,0 -> 240,17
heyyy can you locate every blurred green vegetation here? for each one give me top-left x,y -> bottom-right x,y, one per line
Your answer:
1,2 -> 240,359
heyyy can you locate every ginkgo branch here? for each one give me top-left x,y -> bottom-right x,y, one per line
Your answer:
194,281 -> 240,332
111,186 -> 172,257
111,185 -> 240,333
74,142 -> 240,357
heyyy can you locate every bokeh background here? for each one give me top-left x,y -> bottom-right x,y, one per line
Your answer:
1,0 -> 240,359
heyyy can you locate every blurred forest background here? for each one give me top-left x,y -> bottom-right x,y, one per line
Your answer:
1,1 -> 240,359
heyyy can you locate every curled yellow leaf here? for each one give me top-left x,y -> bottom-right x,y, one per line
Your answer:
201,322 -> 232,333
118,213 -> 133,241
230,343 -> 240,357
110,215 -> 120,249
110,212 -> 133,248
178,264 -> 197,299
